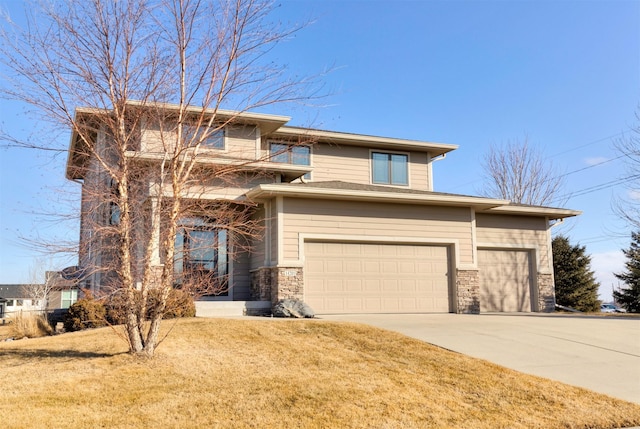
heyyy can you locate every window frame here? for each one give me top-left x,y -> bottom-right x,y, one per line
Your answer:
61,289 -> 78,309
183,124 -> 226,150
174,218 -> 230,297
269,141 -> 312,180
370,150 -> 410,186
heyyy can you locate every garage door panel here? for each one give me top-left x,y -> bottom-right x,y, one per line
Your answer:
479,249 -> 532,312
305,242 -> 451,314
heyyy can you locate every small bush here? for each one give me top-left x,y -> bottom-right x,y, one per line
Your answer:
161,289 -> 196,319
104,288 -> 196,325
10,312 -> 53,338
64,298 -> 107,332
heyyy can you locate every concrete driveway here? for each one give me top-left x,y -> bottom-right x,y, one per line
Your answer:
319,313 -> 640,404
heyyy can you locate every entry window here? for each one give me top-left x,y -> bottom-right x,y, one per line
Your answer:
174,221 -> 229,296
184,125 -> 225,149
270,142 -> 311,179
372,152 -> 408,185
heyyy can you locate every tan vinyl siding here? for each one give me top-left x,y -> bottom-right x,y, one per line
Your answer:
250,205 -> 267,271
179,174 -> 276,200
476,213 -> 551,269
225,125 -> 258,160
310,143 -> 432,191
232,248 -> 251,300
282,198 -> 473,264
141,123 -> 258,159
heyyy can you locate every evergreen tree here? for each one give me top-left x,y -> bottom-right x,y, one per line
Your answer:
552,236 -> 601,312
613,231 -> 640,313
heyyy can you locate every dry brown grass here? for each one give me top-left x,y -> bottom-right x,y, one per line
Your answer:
0,317 -> 638,428
3,312 -> 53,339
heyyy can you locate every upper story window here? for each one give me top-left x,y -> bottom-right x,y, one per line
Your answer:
270,142 -> 311,179
184,125 -> 225,149
270,143 -> 310,165
372,152 -> 409,186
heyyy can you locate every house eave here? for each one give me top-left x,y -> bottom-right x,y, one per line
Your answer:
271,126 -> 458,156
480,204 -> 582,220
124,151 -> 311,182
245,183 -> 509,209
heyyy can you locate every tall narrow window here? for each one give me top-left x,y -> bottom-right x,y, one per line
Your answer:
175,221 -> 229,296
372,152 -> 408,185
184,125 -> 225,149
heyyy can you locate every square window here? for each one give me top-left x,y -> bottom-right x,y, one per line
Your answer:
61,289 -> 78,309
372,152 -> 408,186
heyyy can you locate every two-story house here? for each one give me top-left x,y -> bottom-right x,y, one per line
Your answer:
65,102 -> 579,316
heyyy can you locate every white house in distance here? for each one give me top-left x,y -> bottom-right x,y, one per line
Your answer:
66,102 -> 580,316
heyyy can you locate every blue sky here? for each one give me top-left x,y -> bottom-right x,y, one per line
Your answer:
1,0 -> 639,301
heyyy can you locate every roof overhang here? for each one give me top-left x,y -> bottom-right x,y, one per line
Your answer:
125,100 -> 291,134
246,183 -> 509,210
245,183 -> 581,220
480,204 -> 582,219
271,126 -> 458,157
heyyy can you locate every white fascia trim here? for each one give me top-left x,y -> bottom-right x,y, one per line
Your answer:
484,205 -> 581,219
276,196 -> 284,266
287,233 -> 461,270
470,208 -> 477,268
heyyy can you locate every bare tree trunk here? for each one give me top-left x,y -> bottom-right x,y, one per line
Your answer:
1,0 -> 321,357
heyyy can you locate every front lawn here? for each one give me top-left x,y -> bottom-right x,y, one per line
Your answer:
1,318 -> 638,428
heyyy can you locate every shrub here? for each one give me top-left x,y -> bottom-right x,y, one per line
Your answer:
104,288 -> 196,325
11,311 -> 53,338
63,298 -> 107,332
161,289 -> 196,319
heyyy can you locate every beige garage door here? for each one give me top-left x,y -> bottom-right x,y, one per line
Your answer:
304,242 -> 451,314
478,249 -> 533,312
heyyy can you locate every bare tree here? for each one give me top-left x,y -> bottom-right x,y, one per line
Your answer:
1,0 -> 320,357
613,110 -> 640,229
480,139 -> 564,206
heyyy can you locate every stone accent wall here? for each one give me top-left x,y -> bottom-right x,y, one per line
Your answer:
271,267 -> 304,305
456,269 -> 480,314
537,273 -> 555,312
250,268 -> 272,301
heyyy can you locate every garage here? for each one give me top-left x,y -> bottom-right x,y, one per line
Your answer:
304,241 -> 451,314
478,249 -> 534,312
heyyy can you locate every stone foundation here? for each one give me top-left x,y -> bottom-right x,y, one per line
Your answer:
456,269 -> 480,314
537,272 -> 555,312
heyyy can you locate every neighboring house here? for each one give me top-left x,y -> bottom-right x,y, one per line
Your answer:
0,273 -> 78,320
44,271 -> 79,311
65,102 -> 579,315
0,285 -> 44,319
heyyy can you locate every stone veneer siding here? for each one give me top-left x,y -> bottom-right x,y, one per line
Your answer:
537,272 -> 555,312
250,266 -> 304,307
456,269 -> 480,314
271,267 -> 304,305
